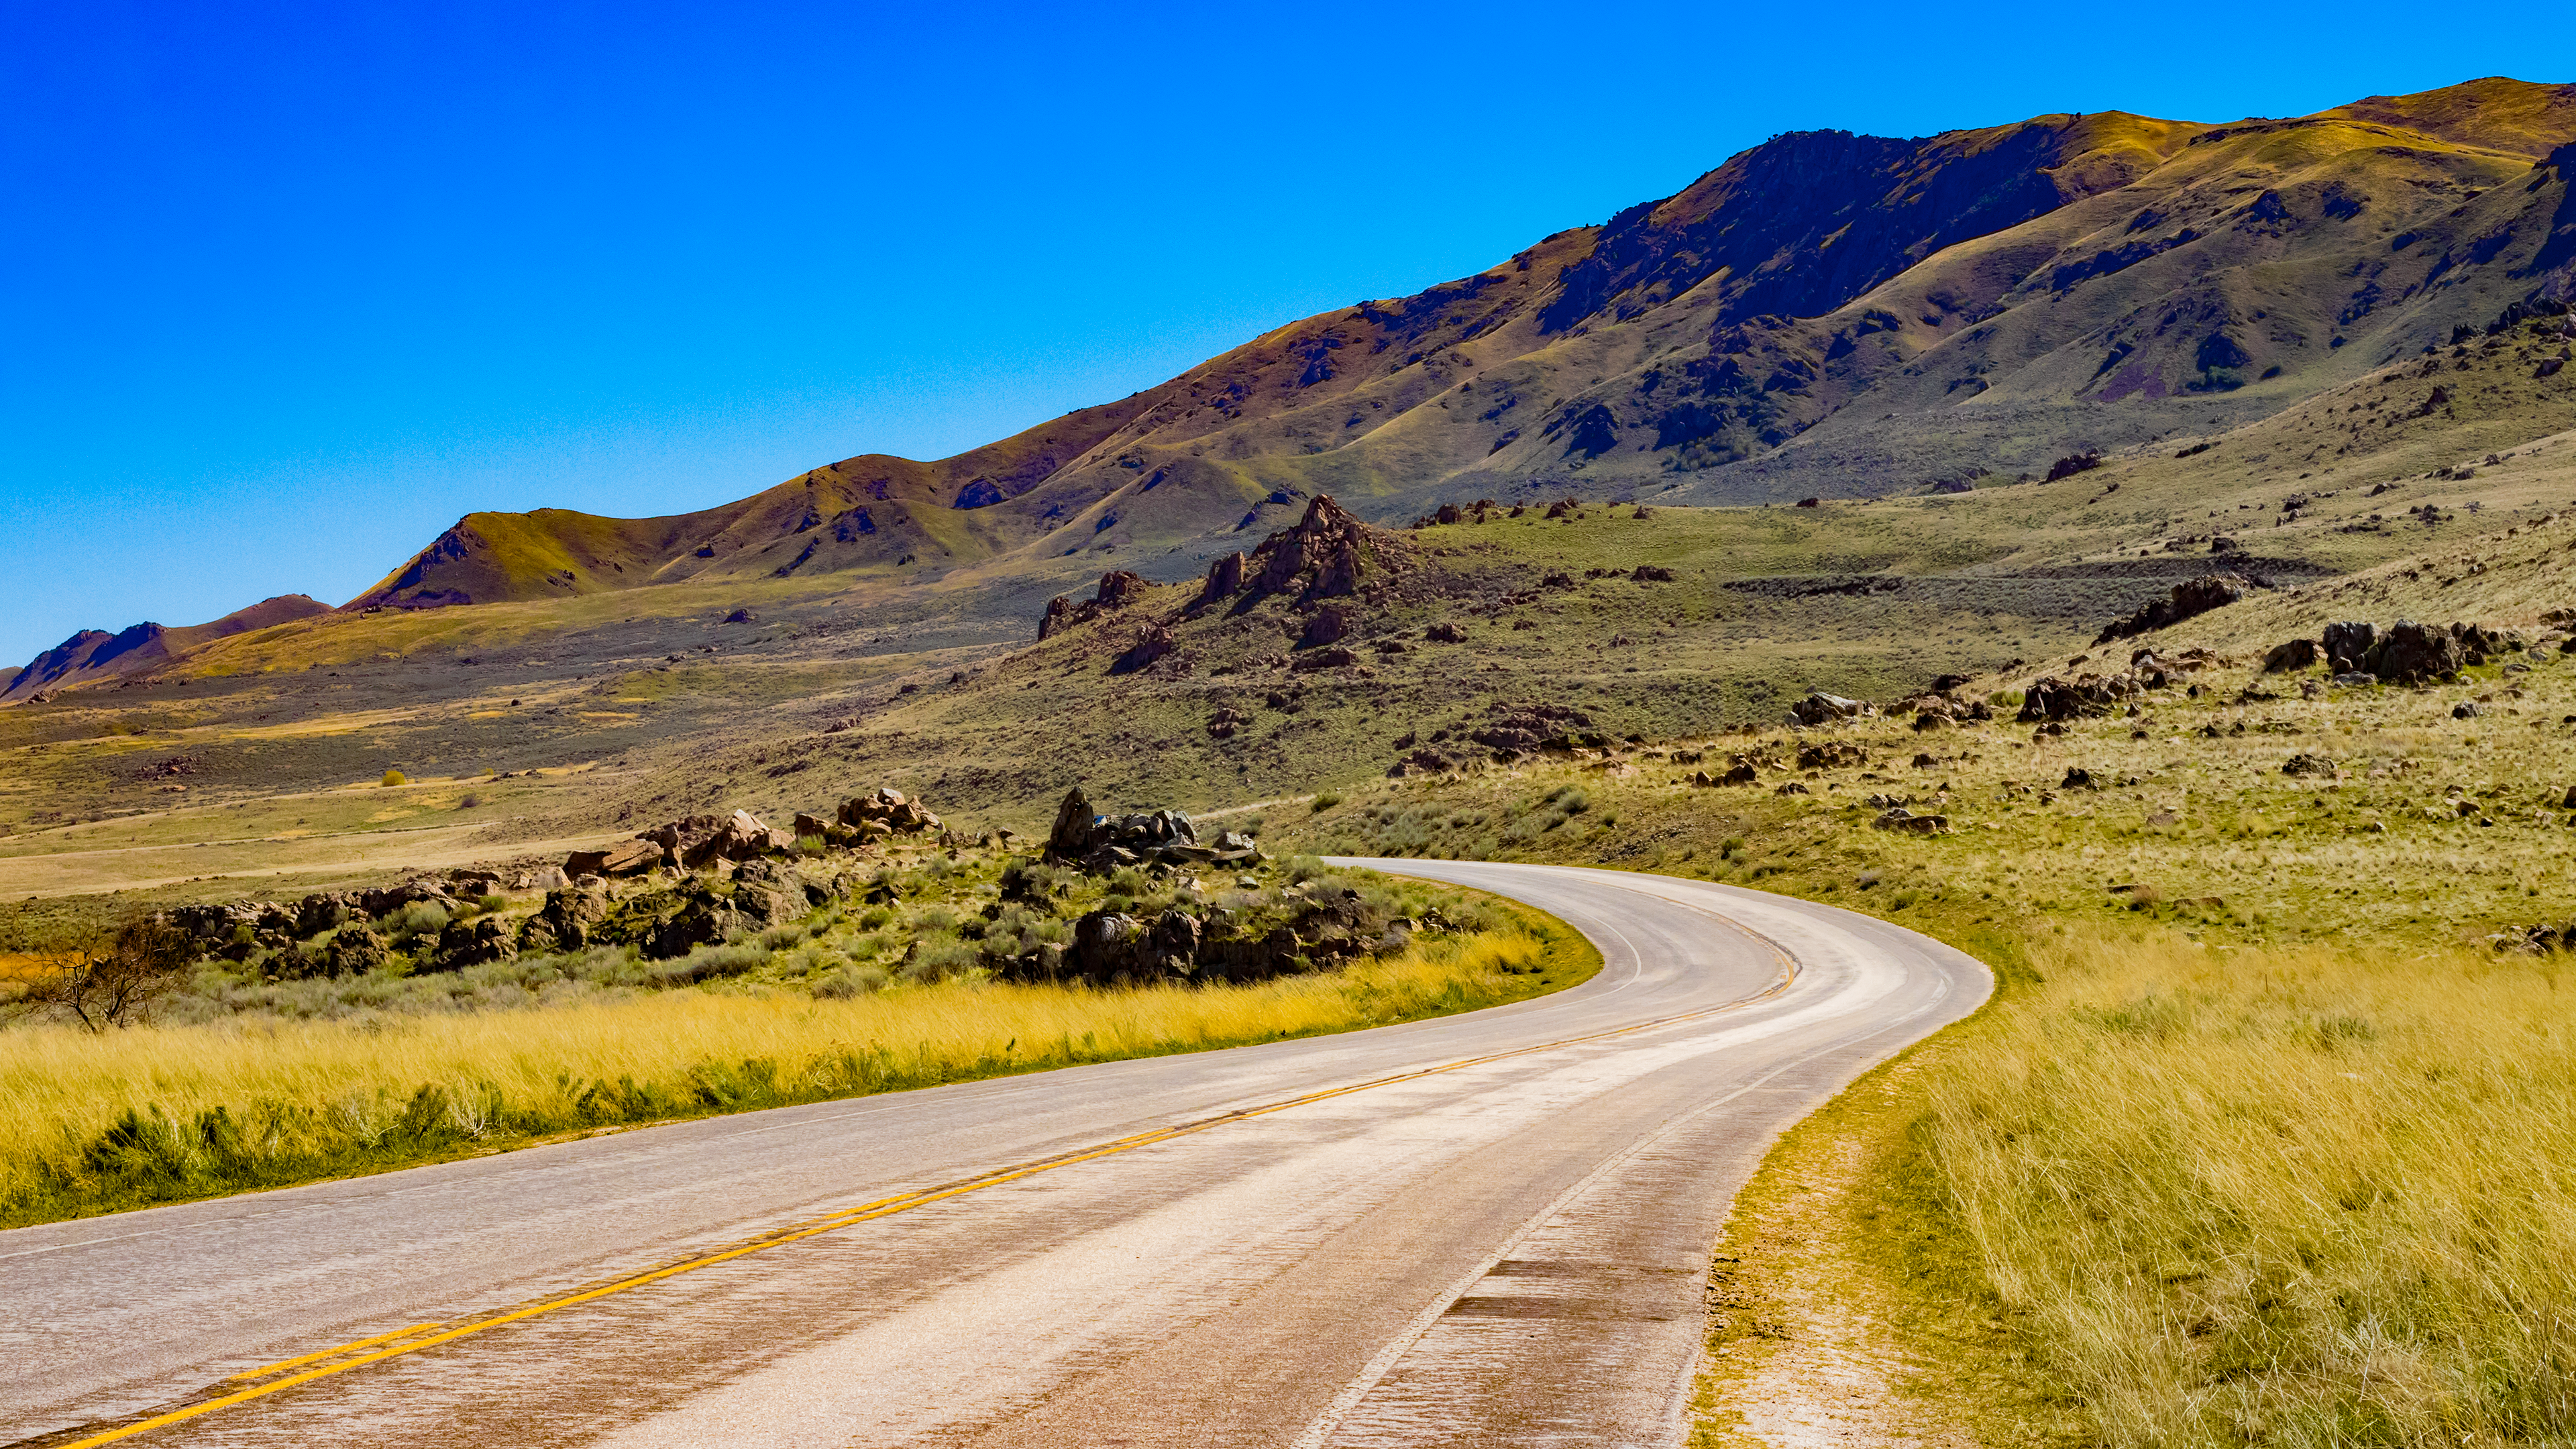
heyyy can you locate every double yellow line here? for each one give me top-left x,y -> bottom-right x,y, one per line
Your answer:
56,931 -> 1793,1448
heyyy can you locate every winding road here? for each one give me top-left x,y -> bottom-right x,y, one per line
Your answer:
0,861 -> 1988,1449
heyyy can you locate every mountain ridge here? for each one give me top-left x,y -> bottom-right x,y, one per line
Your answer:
0,596 -> 332,706
337,78 -> 2572,618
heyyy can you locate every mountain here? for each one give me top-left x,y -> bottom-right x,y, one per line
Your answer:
343,78 -> 2576,613
0,595 -> 332,706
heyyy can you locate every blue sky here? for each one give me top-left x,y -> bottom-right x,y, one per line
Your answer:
3,0 -> 2569,665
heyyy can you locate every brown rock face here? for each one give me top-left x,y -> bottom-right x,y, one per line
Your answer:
1112,625 -> 1176,674
1036,570 -> 1152,641
1299,606 -> 1350,648
1196,552 -> 1245,608
1244,496 -> 1393,604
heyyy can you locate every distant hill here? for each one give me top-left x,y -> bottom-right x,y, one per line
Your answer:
345,78 -> 2576,612
0,595 -> 332,706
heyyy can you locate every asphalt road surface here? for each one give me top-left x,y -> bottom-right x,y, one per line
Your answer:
0,861 -> 1989,1449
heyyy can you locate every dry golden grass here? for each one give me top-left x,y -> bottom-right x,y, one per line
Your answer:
1924,928 -> 2576,1447
0,923 -> 1572,1226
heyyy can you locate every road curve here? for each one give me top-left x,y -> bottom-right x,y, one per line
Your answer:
0,862 -> 1988,1449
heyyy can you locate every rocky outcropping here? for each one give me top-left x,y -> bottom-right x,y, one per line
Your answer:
1044,786 -> 1261,872
2019,669 -> 2147,722
1037,570 -> 1149,641
2093,574 -> 2247,645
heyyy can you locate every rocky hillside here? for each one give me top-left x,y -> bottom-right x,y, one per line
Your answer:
341,78 -> 2576,617
0,595 -> 331,706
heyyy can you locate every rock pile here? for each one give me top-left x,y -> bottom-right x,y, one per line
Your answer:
1004,889 -> 1392,988
2019,670 -> 2147,722
1043,786 -> 1261,872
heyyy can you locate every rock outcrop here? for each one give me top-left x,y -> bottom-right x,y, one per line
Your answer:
2094,574 -> 2247,645
1038,570 -> 1150,641
1043,786 -> 1260,872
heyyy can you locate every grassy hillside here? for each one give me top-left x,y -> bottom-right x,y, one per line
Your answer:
319,79 -> 2575,625
2,294 -> 2566,921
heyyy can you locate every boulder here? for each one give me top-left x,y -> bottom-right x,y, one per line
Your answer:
323,924 -> 388,977
1788,692 -> 1874,727
1299,606 -> 1350,648
839,788 -> 940,835
2263,639 -> 2320,673
1871,808 -> 1952,835
1289,645 -> 1356,672
2323,621 -> 2377,674
2365,620 -> 2463,683
425,916 -> 517,973
1425,622 -> 1468,644
294,891 -> 354,938
2282,753 -> 2339,778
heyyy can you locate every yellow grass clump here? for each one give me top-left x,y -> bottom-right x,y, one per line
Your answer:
0,923 -> 1570,1226
1924,928 -> 2576,1446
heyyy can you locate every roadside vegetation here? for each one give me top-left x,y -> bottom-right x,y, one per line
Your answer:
1269,504 -> 2576,1446
0,883 -> 1592,1228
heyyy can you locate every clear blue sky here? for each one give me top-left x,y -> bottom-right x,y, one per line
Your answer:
3,1 -> 2568,665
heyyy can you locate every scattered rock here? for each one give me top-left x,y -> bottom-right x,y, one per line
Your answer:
1871,808 -> 1951,835
2454,701 -> 2481,719
1425,622 -> 1468,644
2282,753 -> 2339,778
1796,741 -> 1868,770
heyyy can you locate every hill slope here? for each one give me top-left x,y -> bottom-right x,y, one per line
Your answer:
0,596 -> 331,706
347,78 -> 2576,616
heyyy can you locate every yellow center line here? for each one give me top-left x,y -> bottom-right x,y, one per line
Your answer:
55,919 -> 1794,1449
225,1322 -> 443,1383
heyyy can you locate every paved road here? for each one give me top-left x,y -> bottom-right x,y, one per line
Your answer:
0,861 -> 1988,1449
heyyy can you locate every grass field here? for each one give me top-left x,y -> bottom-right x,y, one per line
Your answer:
0,902 -> 1595,1228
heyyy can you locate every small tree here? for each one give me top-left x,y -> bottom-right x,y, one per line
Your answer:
15,917 -> 197,1031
